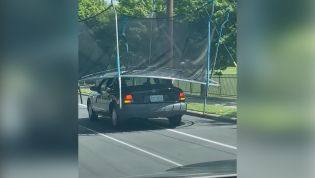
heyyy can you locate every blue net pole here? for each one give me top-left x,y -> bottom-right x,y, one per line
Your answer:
203,0 -> 215,115
112,1 -> 122,109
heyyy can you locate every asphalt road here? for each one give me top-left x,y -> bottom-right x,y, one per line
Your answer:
78,95 -> 237,178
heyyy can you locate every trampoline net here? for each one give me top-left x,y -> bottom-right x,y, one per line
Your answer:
79,7 -> 216,85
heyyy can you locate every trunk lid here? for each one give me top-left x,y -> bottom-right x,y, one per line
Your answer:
123,85 -> 181,104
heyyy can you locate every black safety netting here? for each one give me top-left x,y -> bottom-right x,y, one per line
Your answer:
79,7 -> 217,85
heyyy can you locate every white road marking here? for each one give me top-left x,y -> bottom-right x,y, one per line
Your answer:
78,103 -> 237,150
120,172 -> 236,178
165,128 -> 237,150
194,174 -> 237,178
79,125 -> 183,167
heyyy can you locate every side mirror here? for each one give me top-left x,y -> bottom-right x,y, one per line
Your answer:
90,86 -> 99,93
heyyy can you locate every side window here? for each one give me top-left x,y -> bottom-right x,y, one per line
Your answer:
99,78 -> 114,92
100,79 -> 108,92
111,78 -> 119,89
95,79 -> 102,87
143,78 -> 157,85
151,78 -> 161,85
106,78 -> 114,88
84,79 -> 97,87
123,77 -> 133,87
134,77 -> 148,86
160,79 -> 173,86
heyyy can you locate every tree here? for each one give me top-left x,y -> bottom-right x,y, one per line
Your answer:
115,0 -> 237,69
212,0 -> 237,69
79,0 -> 237,76
78,0 -> 108,20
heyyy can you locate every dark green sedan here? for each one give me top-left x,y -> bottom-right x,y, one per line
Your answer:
87,77 -> 187,128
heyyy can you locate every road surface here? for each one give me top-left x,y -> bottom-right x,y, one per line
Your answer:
78,95 -> 237,178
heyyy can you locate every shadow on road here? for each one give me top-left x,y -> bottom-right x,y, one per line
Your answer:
123,159 -> 236,178
164,159 -> 236,178
78,117 -> 179,134
78,114 -> 236,135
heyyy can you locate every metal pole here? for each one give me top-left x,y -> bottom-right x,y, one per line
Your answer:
203,0 -> 215,115
148,0 -> 155,65
190,82 -> 192,95
111,0 -> 122,109
219,75 -> 222,95
167,0 -> 174,67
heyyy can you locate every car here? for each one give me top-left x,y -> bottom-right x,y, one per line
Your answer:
87,77 -> 187,128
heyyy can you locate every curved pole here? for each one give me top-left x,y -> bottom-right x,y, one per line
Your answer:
211,13 -> 230,77
111,0 -> 122,109
211,19 -> 237,67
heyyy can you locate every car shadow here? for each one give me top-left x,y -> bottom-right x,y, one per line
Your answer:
78,113 -> 237,135
164,159 -> 236,178
78,116 -> 178,134
123,159 -> 236,178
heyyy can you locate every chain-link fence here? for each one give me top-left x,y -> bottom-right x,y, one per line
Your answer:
173,74 -> 237,97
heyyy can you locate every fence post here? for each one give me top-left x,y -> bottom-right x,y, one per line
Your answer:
200,84 -> 205,97
219,75 -> 222,95
189,82 -> 192,95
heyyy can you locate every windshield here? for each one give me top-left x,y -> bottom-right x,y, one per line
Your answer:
123,77 -> 173,87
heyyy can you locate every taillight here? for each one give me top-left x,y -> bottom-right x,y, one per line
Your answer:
124,94 -> 133,104
179,92 -> 186,101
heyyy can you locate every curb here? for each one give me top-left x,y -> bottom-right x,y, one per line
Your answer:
186,110 -> 237,124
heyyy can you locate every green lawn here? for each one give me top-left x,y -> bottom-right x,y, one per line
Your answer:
224,67 -> 237,74
187,102 -> 237,118
215,67 -> 237,75
79,88 -> 92,95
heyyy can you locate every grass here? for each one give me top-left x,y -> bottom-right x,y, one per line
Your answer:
187,102 -> 237,118
215,67 -> 237,75
79,88 -> 92,95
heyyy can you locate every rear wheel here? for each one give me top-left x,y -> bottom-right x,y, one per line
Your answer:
111,108 -> 122,128
168,115 -> 182,127
88,103 -> 97,121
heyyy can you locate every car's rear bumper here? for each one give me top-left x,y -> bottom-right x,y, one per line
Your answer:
117,102 -> 187,120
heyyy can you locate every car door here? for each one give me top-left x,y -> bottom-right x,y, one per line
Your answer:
99,78 -> 114,114
92,79 -> 106,112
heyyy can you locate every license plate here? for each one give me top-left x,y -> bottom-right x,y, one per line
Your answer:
150,95 -> 164,102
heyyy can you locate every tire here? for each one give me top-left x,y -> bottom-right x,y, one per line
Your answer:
88,103 -> 97,121
111,107 -> 122,129
168,115 -> 182,127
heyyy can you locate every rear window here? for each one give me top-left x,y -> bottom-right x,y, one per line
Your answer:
122,77 -> 173,87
